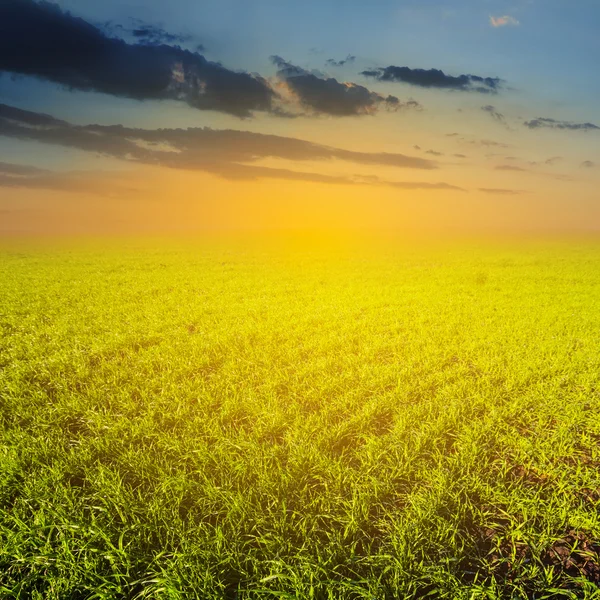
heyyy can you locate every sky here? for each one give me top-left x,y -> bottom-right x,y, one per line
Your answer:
0,0 -> 599,235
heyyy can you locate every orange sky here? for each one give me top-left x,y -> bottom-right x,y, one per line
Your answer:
2,160 -> 599,237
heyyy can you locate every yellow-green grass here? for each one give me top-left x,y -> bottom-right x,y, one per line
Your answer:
1,240 -> 599,599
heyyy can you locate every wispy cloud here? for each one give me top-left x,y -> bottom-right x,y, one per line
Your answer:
0,103 -> 436,171
325,55 -> 356,68
495,165 -> 528,171
490,15 -> 520,28
0,161 -> 50,177
102,18 -> 203,50
0,161 -> 136,196
481,105 -> 510,129
479,187 -> 525,195
467,138 -> 510,148
0,104 -> 476,194
524,117 -> 600,132
0,159 -> 466,194
0,102 -> 457,196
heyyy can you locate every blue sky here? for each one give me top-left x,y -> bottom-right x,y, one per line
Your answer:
46,0 -> 599,110
4,0 -> 599,118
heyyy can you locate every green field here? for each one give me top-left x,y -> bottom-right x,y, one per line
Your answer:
1,240 -> 600,599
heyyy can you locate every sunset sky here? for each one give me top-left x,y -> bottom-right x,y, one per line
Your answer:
1,0 -> 599,235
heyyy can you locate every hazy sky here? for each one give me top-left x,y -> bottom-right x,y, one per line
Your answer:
0,0 -> 599,234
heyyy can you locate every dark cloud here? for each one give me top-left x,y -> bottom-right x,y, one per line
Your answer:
544,156 -> 562,166
524,117 -> 600,132
0,0 -> 274,117
325,55 -> 356,68
454,154 -> 467,158
425,150 -> 444,156
0,104 -> 443,190
362,66 -> 502,94
413,145 -> 421,150
479,187 -> 524,195
581,160 -> 595,168
495,165 -> 528,171
271,56 -> 420,116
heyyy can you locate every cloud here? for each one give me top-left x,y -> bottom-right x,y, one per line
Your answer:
490,15 -> 520,27
524,117 -> 600,132
0,161 -> 50,177
454,154 -> 467,158
0,160 -> 465,194
495,165 -> 528,171
386,181 -> 464,191
131,25 -> 186,44
0,0 -> 274,117
479,187 -> 524,195
0,104 -> 442,188
469,139 -> 509,148
103,19 -> 202,49
581,160 -> 596,168
271,56 -> 419,116
0,105 -> 472,193
0,159 -> 319,192
544,156 -> 563,166
0,161 -> 138,196
361,65 -> 502,94
325,55 -> 356,68
5,0 -> 412,117
481,105 -> 509,128
425,150 -> 444,156
347,174 -> 464,191
448,135 -> 509,148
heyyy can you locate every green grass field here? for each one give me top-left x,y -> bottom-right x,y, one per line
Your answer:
1,240 -> 600,599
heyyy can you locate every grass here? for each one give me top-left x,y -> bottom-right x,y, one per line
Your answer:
1,238 -> 599,599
